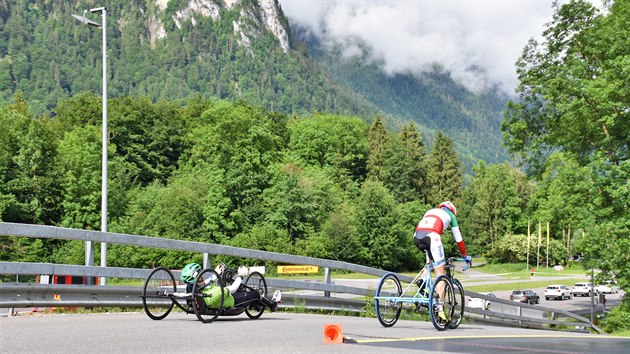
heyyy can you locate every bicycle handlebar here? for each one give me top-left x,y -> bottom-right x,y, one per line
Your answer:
446,257 -> 471,271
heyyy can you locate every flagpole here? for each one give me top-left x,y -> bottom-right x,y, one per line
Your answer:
526,221 -> 530,272
537,221 -> 541,270
546,222 -> 550,269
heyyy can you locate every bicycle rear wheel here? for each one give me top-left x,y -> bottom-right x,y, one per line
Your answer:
375,273 -> 402,327
449,278 -> 465,329
429,275 -> 454,331
142,267 -> 176,320
244,271 -> 267,319
192,269 -> 224,323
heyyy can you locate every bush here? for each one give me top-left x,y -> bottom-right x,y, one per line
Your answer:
603,307 -> 630,334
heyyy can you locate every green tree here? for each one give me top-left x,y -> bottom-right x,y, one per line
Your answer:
502,0 -> 629,170
0,93 -> 60,224
261,163 -> 343,243
55,125 -> 102,230
288,114 -> 368,182
181,101 -> 289,240
529,153 -> 596,239
426,130 -> 463,205
462,162 -> 533,252
501,0 -> 629,293
319,201 -> 363,264
353,180 -> 406,270
366,115 -> 388,181
381,122 -> 428,203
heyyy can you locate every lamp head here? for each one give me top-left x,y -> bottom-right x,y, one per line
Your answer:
90,7 -> 106,13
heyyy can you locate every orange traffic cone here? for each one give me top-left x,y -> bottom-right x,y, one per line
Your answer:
323,324 -> 343,344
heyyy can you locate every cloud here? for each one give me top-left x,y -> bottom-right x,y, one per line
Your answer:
278,0 -> 573,94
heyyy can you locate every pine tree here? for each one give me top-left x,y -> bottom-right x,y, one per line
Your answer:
426,130 -> 463,205
366,115 -> 388,181
399,122 -> 428,203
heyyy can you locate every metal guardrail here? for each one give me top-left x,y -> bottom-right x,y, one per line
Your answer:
0,222 -> 388,277
460,289 -> 603,333
0,222 -> 603,333
0,283 -> 365,314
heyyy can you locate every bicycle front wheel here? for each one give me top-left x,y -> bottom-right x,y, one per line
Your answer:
449,278 -> 465,329
429,275 -> 454,331
244,271 -> 267,319
192,269 -> 224,323
375,273 -> 402,327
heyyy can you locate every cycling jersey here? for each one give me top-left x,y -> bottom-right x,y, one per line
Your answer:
414,207 -> 467,265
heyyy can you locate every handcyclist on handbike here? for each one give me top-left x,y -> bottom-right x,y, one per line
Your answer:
180,263 -> 281,312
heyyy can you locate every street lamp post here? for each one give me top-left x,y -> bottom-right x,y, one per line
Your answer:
72,7 -> 108,286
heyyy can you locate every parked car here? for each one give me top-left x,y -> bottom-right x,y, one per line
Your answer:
468,293 -> 496,310
545,285 -> 572,300
596,281 -> 620,294
510,290 -> 540,304
571,282 -> 593,297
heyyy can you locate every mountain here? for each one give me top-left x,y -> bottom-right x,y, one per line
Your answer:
292,27 -> 510,169
0,0 -> 508,168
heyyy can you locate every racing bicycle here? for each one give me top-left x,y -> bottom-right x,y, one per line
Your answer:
375,255 -> 468,331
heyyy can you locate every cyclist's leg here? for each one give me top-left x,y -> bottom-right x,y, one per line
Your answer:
413,233 -> 433,292
234,288 -> 278,312
428,234 -> 447,309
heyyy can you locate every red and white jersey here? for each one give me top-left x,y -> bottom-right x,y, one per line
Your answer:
416,208 -> 451,234
416,207 -> 463,243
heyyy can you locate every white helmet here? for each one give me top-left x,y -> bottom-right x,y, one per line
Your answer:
439,201 -> 457,216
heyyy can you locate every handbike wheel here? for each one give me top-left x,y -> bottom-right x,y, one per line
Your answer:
142,267 -> 176,320
375,273 -> 402,327
449,278 -> 465,329
192,268 -> 224,323
429,275 -> 454,331
244,271 -> 267,319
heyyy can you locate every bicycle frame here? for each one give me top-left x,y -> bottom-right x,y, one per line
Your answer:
375,262 -> 436,307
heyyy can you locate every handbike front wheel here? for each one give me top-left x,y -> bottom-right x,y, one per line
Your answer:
142,267 -> 176,320
192,268 -> 224,323
244,271 -> 267,319
429,275 -> 454,331
449,278 -> 465,329
375,273 -> 402,327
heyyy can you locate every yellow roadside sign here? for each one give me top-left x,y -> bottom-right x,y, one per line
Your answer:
277,265 -> 319,274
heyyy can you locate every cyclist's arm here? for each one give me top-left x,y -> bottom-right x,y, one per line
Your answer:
227,276 -> 242,294
448,212 -> 467,257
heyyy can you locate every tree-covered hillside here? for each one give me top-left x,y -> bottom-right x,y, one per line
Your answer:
0,0 -> 508,168
0,0 -> 379,116
294,27 -> 509,170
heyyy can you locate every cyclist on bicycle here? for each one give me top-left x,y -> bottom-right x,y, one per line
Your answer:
180,263 -> 281,312
414,201 -> 471,319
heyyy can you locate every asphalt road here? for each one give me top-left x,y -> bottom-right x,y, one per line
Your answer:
2,312 -> 629,353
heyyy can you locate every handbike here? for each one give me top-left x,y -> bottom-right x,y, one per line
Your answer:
141,265 -> 268,323
374,254 -> 467,331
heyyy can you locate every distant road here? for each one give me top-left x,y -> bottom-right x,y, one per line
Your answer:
2,312 -> 629,353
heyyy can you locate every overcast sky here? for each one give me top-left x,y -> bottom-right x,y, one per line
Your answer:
277,0 -> 597,95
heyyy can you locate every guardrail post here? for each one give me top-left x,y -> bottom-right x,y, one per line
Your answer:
203,253 -> 210,269
324,267 -> 331,298
85,241 -> 95,285
518,305 -> 522,325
